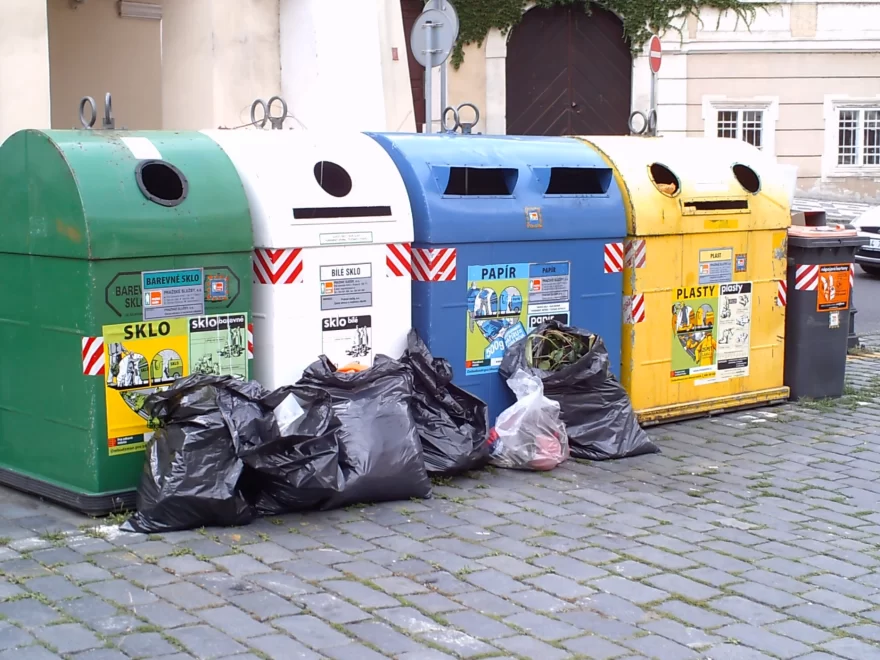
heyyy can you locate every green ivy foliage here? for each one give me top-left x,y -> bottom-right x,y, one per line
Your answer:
445,0 -> 766,68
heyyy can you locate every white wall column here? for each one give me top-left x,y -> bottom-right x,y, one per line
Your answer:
162,0 -> 281,130
0,0 -> 50,142
280,0 -> 413,132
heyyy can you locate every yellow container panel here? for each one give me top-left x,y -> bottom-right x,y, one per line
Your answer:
576,136 -> 790,237
573,135 -> 791,424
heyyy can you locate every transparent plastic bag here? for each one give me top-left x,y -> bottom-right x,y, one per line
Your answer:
487,370 -> 569,471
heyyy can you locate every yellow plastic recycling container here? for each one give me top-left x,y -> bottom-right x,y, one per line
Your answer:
573,136 -> 791,424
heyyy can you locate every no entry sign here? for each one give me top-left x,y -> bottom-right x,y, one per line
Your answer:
649,35 -> 662,74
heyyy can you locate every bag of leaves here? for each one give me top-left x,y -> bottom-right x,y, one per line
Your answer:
488,370 -> 569,471
297,355 -> 433,508
400,330 -> 491,476
120,375 -> 258,533
500,321 -> 658,461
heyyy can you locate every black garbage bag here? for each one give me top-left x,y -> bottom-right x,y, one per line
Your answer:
237,385 -> 344,516
120,375 -> 258,533
400,330 -> 491,476
298,355 -> 433,508
500,321 -> 658,461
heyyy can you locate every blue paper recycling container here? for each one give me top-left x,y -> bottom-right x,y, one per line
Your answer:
367,133 -> 628,422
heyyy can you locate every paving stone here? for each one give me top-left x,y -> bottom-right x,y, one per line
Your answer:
716,623 -> 811,659
728,580 -> 805,608
58,563 -> 113,583
116,564 -> 179,587
591,576 -> 668,605
210,554 -> 271,577
655,600 -> 734,629
801,588 -> 873,613
785,603 -> 859,629
132,601 -> 199,629
0,579 -> 24,601
768,619 -> 835,645
0,599 -> 63,628
697,644 -> 777,659
504,611 -> 581,641
623,634 -> 699,659
0,646 -> 63,660
34,623 -> 102,654
507,588 -> 572,612
197,606 -> 273,639
247,634 -> 321,660
273,614 -> 353,649
70,651 -> 130,660
322,643 -> 391,660
495,634 -> 572,659
117,632 -> 179,657
347,620 -> 426,654
561,635 -> 630,659
644,573 -> 721,601
86,579 -> 158,606
709,595 -> 787,625
821,637 -> 880,660
404,592 -> 465,614
0,621 -> 34,650
294,593 -> 370,624
151,582 -> 224,609
453,591 -> 524,617
229,590 -> 302,621
682,567 -> 742,587
169,625 -> 247,659
443,610 -> 517,640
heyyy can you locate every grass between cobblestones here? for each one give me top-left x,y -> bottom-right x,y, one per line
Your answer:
1,357 -> 880,659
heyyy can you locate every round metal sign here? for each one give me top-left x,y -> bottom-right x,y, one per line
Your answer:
649,35 -> 662,74
424,0 -> 459,40
410,8 -> 456,68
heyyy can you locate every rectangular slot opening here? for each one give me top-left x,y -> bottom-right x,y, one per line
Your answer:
444,167 -> 516,196
683,200 -> 749,212
545,167 -> 611,195
293,206 -> 392,220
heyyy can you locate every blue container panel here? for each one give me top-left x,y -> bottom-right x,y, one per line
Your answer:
413,239 -> 622,424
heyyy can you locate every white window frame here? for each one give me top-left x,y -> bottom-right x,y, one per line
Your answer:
701,96 -> 779,157
822,95 -> 880,179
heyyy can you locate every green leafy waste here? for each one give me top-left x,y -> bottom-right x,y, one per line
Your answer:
441,0 -> 767,68
526,327 -> 597,371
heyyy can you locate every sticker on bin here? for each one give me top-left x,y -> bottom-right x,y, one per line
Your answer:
319,263 -> 372,311
386,243 -> 413,278
412,248 -> 457,282
205,274 -> 229,302
623,294 -> 645,324
82,336 -> 105,376
141,268 -> 205,321
604,242 -> 624,274
794,264 -> 819,291
253,248 -> 304,285
777,280 -> 787,307
625,239 -> 647,269
816,263 -> 851,312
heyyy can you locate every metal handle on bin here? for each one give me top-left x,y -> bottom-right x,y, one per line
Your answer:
250,96 -> 289,130
441,103 -> 481,135
78,93 -> 116,130
628,108 -> 657,136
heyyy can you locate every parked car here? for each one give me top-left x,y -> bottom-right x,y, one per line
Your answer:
851,206 -> 880,277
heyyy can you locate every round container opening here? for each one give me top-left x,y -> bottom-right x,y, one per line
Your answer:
314,161 -> 352,197
649,163 -> 680,196
733,163 -> 761,194
135,160 -> 188,207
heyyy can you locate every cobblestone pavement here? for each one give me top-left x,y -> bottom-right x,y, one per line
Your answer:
3,358 -> 880,660
793,197 -> 877,223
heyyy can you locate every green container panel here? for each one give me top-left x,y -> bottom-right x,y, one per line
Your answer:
0,129 -> 254,514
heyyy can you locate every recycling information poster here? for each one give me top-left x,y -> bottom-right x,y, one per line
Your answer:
102,313 -> 248,456
671,282 -> 752,384
465,261 -> 571,376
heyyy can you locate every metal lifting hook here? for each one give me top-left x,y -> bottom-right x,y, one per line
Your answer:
441,103 -> 481,135
250,96 -> 289,129
78,92 -> 115,129
628,108 -> 657,137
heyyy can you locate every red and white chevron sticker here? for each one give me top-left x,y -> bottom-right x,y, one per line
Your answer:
604,242 -> 624,273
253,248 -> 304,285
247,323 -> 254,360
82,336 -> 105,376
850,263 -> 855,289
777,280 -> 787,307
795,264 -> 819,291
625,239 -> 647,269
412,248 -> 457,282
623,294 -> 646,324
386,243 -> 412,278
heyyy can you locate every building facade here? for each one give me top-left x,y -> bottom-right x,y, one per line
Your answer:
2,0 -> 879,201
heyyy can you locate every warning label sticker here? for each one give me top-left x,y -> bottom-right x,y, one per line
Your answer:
816,264 -> 851,312
320,263 -> 373,311
322,315 -> 373,369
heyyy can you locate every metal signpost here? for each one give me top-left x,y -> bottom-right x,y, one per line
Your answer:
628,35 -> 661,136
411,2 -> 458,134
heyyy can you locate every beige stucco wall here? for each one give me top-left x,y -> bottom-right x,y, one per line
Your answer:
48,0 -> 163,130
447,43 -> 487,133
684,51 -> 880,199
